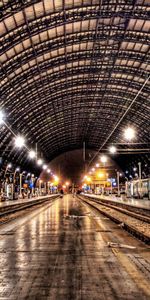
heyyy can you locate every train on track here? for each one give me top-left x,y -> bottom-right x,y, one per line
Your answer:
126,178 -> 150,200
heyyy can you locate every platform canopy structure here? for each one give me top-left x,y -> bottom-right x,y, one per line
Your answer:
0,0 -> 150,172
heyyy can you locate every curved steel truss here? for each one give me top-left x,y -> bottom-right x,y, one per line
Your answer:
0,0 -> 150,167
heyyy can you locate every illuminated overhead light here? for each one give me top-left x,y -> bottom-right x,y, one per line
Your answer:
92,168 -> 95,172
63,185 -> 66,189
124,127 -> 135,141
125,170 -> 128,174
66,182 -> 69,186
100,155 -> 107,163
0,110 -> 4,124
98,172 -> 104,178
119,173 -> 122,177
135,173 -> 138,177
16,167 -> 20,172
7,163 -> 12,169
133,167 -> 137,172
14,135 -> 25,148
27,173 -> 31,176
29,150 -> 36,159
129,175 -> 132,179
109,146 -> 117,154
96,163 -> 99,168
84,175 -> 88,179
43,164 -> 47,170
86,177 -> 91,182
47,169 -> 51,173
37,159 -> 43,166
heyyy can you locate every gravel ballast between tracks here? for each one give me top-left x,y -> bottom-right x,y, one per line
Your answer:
78,195 -> 150,245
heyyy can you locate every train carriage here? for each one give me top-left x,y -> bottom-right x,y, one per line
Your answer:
126,178 -> 150,200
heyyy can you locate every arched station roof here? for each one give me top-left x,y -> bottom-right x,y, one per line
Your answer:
0,0 -> 150,168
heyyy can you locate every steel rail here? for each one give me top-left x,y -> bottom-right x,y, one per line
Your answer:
78,195 -> 150,244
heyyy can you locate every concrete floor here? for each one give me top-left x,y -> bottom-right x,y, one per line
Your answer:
0,195 -> 149,300
0,195 -> 55,208
83,193 -> 150,209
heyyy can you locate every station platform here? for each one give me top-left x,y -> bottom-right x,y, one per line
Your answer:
0,194 -> 149,300
83,193 -> 150,210
0,194 -> 58,209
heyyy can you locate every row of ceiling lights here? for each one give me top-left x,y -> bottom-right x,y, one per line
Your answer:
0,110 -> 57,177
86,127 -> 136,179
1,109 -> 138,180
107,127 -> 136,154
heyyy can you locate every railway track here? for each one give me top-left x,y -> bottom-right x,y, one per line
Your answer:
0,195 -> 59,225
83,195 -> 150,218
78,195 -> 150,245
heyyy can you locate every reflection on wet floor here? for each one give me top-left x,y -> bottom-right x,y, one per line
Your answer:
0,194 -> 149,300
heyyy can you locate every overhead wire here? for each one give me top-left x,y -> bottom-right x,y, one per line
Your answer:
88,74 -> 150,167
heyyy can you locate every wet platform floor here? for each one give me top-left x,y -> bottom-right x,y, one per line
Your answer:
0,195 -> 149,300
83,193 -> 150,210
0,195 -> 55,209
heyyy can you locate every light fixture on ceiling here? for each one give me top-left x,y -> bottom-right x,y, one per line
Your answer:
109,145 -> 117,154
14,136 -> 25,148
29,150 -> 36,159
124,127 -> 135,141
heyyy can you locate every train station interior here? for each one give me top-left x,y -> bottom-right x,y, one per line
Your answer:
0,1 -> 150,299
